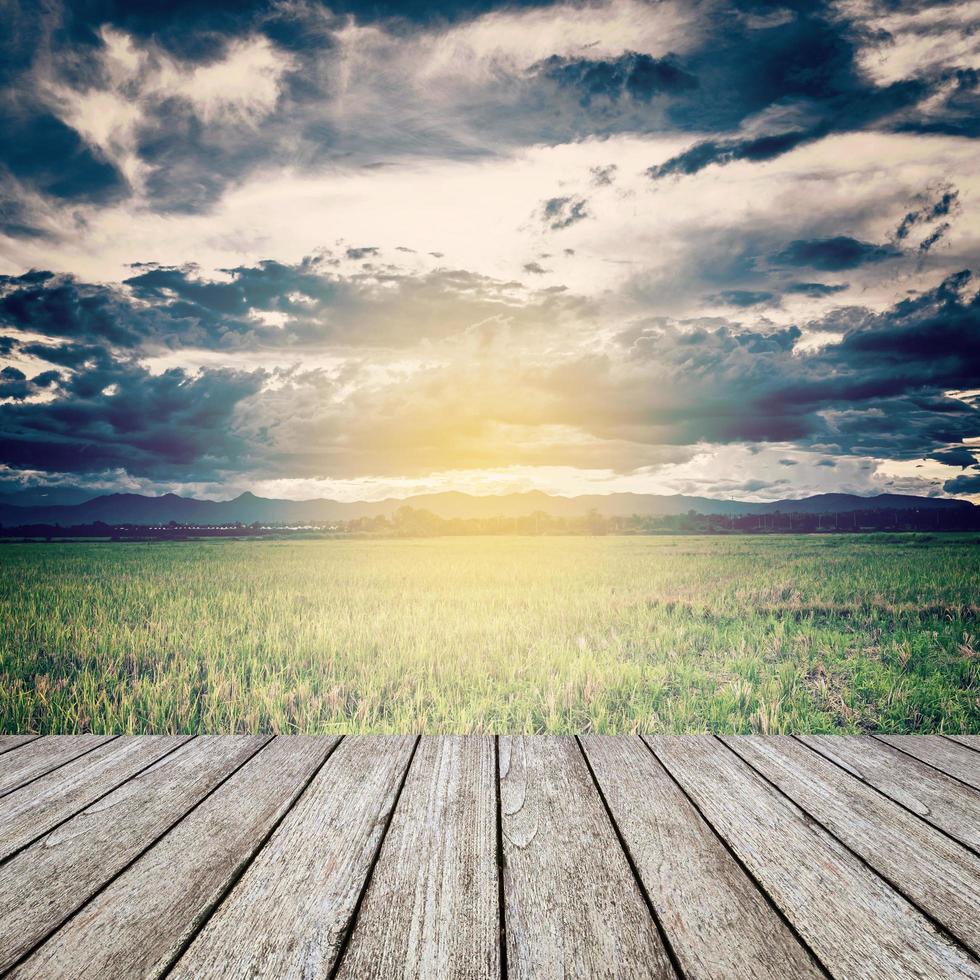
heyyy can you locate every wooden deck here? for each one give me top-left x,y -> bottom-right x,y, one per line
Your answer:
0,735 -> 978,978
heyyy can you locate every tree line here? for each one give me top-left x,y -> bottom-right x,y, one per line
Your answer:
1,503 -> 978,540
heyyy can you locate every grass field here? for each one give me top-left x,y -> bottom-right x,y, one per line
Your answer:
1,534 -> 978,734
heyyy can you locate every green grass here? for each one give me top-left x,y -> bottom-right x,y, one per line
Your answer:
1,534 -> 978,734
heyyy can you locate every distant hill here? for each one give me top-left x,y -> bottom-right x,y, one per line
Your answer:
0,486 -> 100,509
0,488 -> 973,527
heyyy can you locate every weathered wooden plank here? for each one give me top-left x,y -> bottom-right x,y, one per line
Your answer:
0,736 -> 266,973
646,736 -> 980,980
725,736 -> 980,955
0,735 -> 188,863
500,736 -> 676,979
0,736 -> 115,798
336,736 -> 499,980
169,735 -> 417,979
947,736 -> 980,751
802,735 -> 980,852
0,736 -> 39,757
12,736 -> 340,980
580,735 -> 823,979
876,735 -> 980,790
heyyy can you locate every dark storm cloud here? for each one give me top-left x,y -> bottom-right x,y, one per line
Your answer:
944,472 -> 980,495
0,107 -> 128,235
0,2 -> 130,232
0,110 -> 125,205
785,282 -> 849,297
895,67 -> 980,139
754,272 -> 980,453
645,2 -> 962,179
0,259 -> 337,351
929,446 -> 977,468
587,269 -> 980,464
647,130 -> 816,179
0,367 -> 33,401
54,0 -> 275,64
0,266 -> 277,350
0,271 -> 159,347
771,237 -> 901,271
0,357 -> 265,477
532,51 -> 698,106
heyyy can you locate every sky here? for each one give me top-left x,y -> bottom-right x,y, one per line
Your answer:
0,0 -> 978,503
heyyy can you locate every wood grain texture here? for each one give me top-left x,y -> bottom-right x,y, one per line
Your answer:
0,735 -> 114,798
947,736 -> 980,751
0,736 -> 39,757
336,736 -> 499,980
876,735 -> 980,790
801,735 -> 980,852
0,735 -> 188,862
169,735 -> 417,980
0,735 -> 265,973
580,735 -> 824,980
500,736 -> 676,980
646,736 -> 980,980
725,735 -> 980,955
11,736 -> 339,980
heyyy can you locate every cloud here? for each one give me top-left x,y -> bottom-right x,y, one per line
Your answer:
896,186 -> 960,240
1,0 -> 978,498
0,367 -> 31,400
589,164 -> 617,186
711,289 -> 776,307
784,282 -> 849,297
943,472 -> 980,495
0,359 -> 265,478
597,270 -> 980,460
345,246 -> 380,260
918,223 -> 951,253
1,0 -> 973,231
540,196 -> 589,230
0,110 -> 125,205
531,50 -> 697,106
929,446 -> 977,468
647,130 -> 817,179
0,256 -> 594,356
1,263 -> 978,488
771,237 -> 901,271
642,3 -> 969,179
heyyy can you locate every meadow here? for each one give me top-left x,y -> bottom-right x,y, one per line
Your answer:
1,534 -> 978,734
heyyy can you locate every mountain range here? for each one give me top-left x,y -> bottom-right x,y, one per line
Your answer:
0,488 -> 973,527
